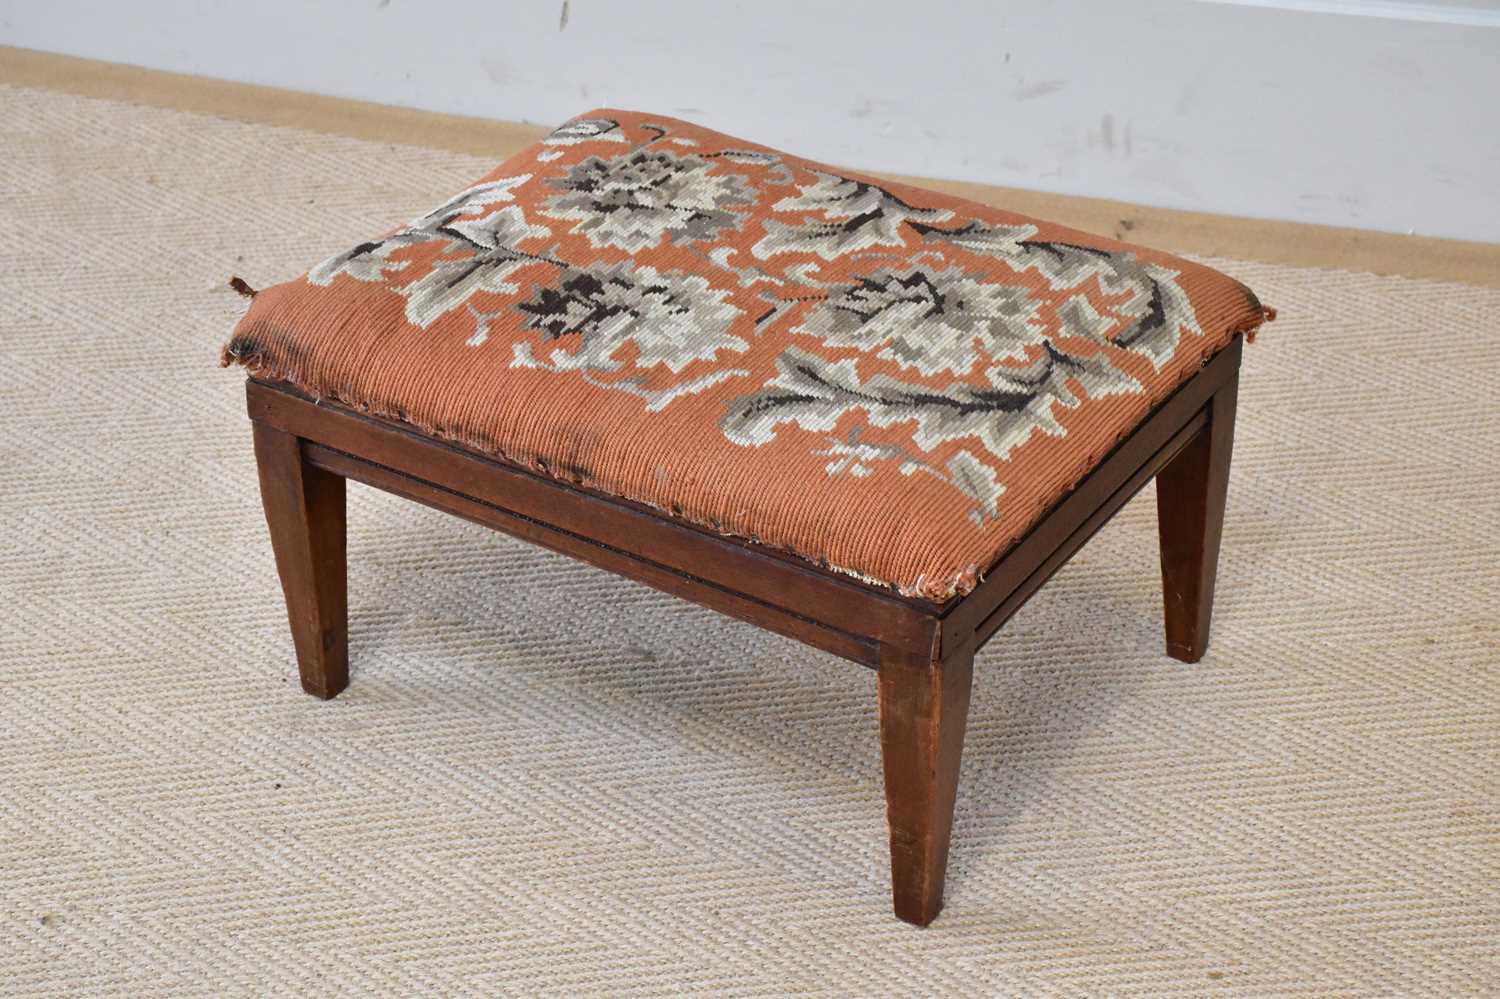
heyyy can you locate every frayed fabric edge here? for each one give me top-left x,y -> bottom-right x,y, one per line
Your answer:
899,565 -> 982,602
1245,304 -> 1277,344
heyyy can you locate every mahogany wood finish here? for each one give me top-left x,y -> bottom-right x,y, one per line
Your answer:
245,336 -> 1244,926
252,423 -> 348,700
879,632 -> 975,926
1156,376 -> 1239,662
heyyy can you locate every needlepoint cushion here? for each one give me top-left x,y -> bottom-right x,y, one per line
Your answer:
223,109 -> 1270,601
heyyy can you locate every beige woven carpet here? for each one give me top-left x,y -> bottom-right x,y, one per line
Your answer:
2,84 -> 1497,998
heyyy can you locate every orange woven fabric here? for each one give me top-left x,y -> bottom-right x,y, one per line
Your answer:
223,109 -> 1269,601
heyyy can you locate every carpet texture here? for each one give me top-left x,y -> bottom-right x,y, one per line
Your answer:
1,84 -> 1496,997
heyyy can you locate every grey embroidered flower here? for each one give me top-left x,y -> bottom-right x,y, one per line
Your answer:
544,150 -> 751,251
514,262 -> 745,374
796,266 -> 1045,376
917,222 -> 1203,369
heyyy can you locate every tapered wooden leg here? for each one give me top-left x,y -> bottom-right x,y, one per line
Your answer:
1156,376 -> 1239,663
252,422 -> 348,699
878,635 -> 974,926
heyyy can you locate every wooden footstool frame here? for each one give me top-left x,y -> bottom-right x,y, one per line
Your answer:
245,334 -> 1242,926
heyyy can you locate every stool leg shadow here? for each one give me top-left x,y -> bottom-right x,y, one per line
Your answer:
253,423 -> 349,699
1155,378 -> 1238,663
878,634 -> 975,927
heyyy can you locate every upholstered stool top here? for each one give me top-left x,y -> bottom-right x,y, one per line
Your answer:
224,109 -> 1270,601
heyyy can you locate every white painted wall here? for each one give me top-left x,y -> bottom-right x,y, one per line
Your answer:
4,0 -> 1499,242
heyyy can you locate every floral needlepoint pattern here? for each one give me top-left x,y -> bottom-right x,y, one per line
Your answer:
545,150 -> 752,250
754,170 -> 954,260
224,108 -> 1270,600
514,262 -> 745,375
793,266 -> 1044,375
543,117 -> 627,146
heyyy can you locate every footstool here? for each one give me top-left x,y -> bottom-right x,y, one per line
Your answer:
222,109 -> 1272,925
